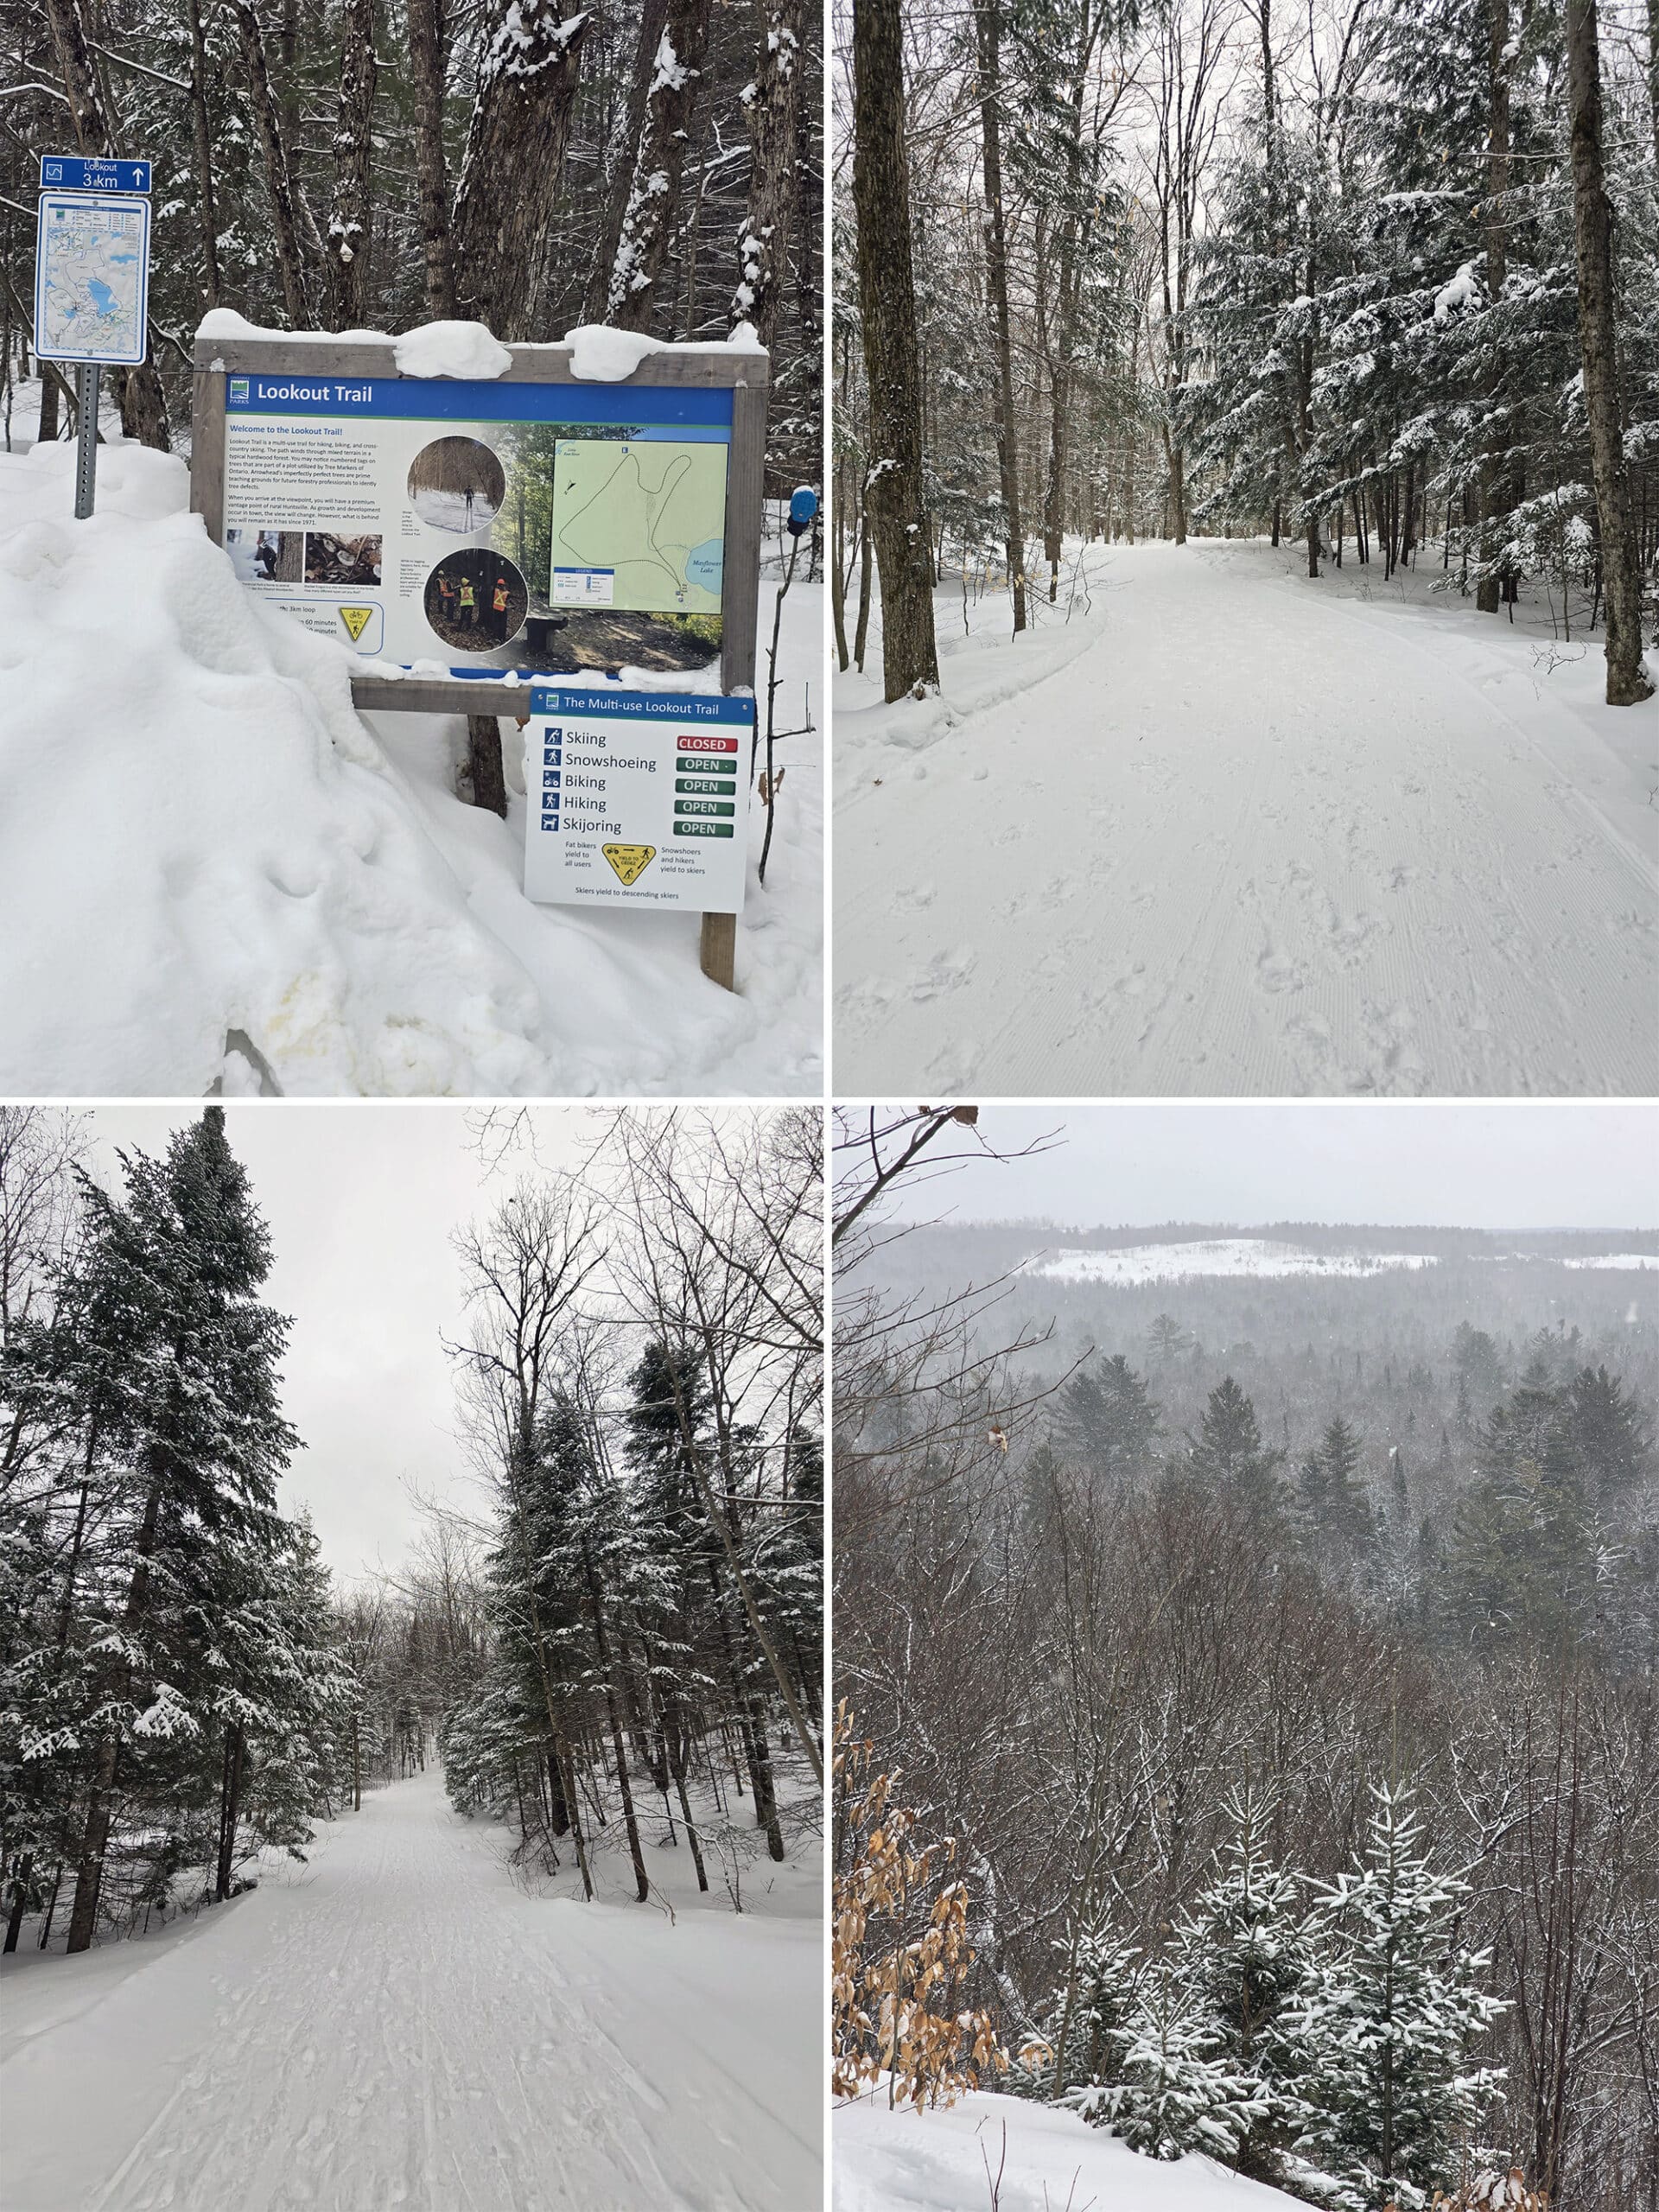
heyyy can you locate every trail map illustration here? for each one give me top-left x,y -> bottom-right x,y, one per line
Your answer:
550,438 -> 727,613
35,195 -> 149,364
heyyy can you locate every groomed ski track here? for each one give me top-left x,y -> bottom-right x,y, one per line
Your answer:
834,540 -> 1659,1096
0,1770 -> 819,2212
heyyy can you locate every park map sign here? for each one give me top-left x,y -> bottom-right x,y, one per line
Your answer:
190,328 -> 768,977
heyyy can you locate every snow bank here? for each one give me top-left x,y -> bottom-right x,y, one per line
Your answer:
836,2089 -> 1301,2212
0,435 -> 821,1096
1561,1253 -> 1659,1270
1022,1239 -> 1440,1285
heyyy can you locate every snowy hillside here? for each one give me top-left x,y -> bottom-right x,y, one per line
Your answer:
1,1769 -> 822,2212
0,427 -> 821,1097
834,539 -> 1658,1096
836,2090 -> 1303,2212
1022,1238 -> 1440,1284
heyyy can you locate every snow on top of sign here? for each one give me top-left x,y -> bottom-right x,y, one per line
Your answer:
560,320 -> 765,380
391,321 -> 513,378
195,308 -> 763,376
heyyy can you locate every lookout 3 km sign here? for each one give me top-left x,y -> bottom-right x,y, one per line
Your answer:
190,327 -> 769,985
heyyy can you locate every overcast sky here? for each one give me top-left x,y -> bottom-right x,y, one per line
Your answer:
82,1104 -> 594,1582
874,1100 -> 1658,1231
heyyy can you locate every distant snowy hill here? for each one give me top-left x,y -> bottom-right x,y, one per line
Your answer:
1022,1238 -> 1440,1284
836,2090 -> 1304,2212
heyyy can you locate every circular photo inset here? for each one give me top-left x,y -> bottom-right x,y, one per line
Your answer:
407,435 -> 506,534
424,550 -> 528,652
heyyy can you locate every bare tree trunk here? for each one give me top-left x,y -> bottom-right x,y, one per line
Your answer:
451,0 -> 590,340
407,0 -> 457,317
3,1856 -> 32,1953
326,0 -> 378,328
187,0 -> 221,308
1566,0 -> 1655,703
467,716 -> 507,815
976,0 -> 1028,629
1476,0 -> 1510,613
730,0 -> 804,347
606,0 -> 714,334
235,0 -> 319,325
215,1725 -> 245,1900
853,0 -> 939,698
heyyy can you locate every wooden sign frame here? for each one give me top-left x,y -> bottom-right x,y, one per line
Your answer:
188,332 -> 769,988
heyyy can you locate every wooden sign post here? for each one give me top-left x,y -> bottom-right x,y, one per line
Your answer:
188,330 -> 768,989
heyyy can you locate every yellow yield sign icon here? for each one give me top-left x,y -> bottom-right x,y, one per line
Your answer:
338,606 -> 374,642
602,843 -> 656,887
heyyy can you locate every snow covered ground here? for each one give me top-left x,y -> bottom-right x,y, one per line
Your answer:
835,2088 -> 1299,2212
0,1768 -> 822,2211
0,410 -> 821,1096
1022,1237 -> 1438,1284
834,541 -> 1658,1096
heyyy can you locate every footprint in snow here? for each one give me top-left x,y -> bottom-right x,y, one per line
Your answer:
1255,950 -> 1306,995
912,950 -> 976,1001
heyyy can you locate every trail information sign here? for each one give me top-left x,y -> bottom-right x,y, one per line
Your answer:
190,329 -> 768,986
524,689 -> 753,913
34,185 -> 151,366
190,332 -> 767,705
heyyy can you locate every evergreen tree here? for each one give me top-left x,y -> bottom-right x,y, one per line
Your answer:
1187,1378 -> 1286,1522
1300,1415 -> 1374,1555
1054,1353 -> 1161,1485
1289,1784 -> 1505,2210
1092,1955 -> 1272,2161
1173,1786 -> 1310,2179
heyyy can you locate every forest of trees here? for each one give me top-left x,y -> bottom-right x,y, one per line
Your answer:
0,1101 -> 823,1954
832,1123 -> 1659,2209
837,0 -> 1659,702
1,0 -> 822,496
435,1112 -> 825,1904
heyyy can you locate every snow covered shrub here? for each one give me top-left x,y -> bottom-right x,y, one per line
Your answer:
1087,1957 -> 1272,2162
832,1705 -> 1007,2110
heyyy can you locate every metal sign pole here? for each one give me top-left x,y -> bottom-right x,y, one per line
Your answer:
74,365 -> 99,519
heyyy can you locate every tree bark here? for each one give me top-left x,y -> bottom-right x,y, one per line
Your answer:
3,1855 -> 33,1953
451,0 -> 590,340
215,1725 -> 245,1900
187,0 -> 221,308
1566,0 -> 1655,703
467,716 -> 507,816
326,0 -> 378,328
853,0 -> 939,697
235,0 -> 319,325
1476,0 -> 1510,614
407,0 -> 457,318
605,0 -> 713,333
730,0 -> 804,347
976,0 -> 1029,628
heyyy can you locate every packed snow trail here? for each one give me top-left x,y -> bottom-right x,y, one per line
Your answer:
0,1772 -> 819,2212
835,541 -> 1658,1096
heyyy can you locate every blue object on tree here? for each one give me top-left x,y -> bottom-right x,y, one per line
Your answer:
787,486 -> 818,537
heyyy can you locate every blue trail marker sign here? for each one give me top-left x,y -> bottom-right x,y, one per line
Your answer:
34,156 -> 153,523
39,155 -> 153,193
